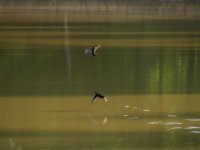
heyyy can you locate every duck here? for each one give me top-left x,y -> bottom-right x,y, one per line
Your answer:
91,92 -> 107,103
85,45 -> 101,56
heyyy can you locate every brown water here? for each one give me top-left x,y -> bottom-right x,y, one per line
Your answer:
0,95 -> 200,149
0,2 -> 200,150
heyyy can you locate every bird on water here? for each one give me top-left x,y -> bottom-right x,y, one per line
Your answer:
85,45 -> 101,56
91,92 -> 107,103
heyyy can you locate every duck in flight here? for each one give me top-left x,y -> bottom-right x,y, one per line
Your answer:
91,92 -> 107,103
85,45 -> 101,56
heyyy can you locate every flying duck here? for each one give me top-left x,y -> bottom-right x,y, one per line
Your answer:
91,92 -> 107,103
85,45 -> 101,56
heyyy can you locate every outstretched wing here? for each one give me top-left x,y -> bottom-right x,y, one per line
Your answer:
93,47 -> 98,52
91,94 -> 98,103
85,48 -> 91,54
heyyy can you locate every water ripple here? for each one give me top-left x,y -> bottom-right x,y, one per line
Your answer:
185,118 -> 200,122
124,105 -> 130,108
143,109 -> 150,112
164,122 -> 183,125
166,126 -> 182,130
191,131 -> 200,134
166,114 -> 177,118
148,121 -> 162,125
185,126 -> 200,130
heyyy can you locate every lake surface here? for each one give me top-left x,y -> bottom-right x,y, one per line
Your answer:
0,3 -> 200,150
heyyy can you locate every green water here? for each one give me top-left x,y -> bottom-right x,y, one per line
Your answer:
0,3 -> 200,150
0,20 -> 200,95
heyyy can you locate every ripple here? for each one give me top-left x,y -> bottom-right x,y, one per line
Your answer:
185,126 -> 200,130
166,126 -> 182,130
191,131 -> 200,134
143,109 -> 150,112
167,114 -> 177,118
148,121 -> 162,125
124,105 -> 130,108
133,116 -> 139,119
132,107 -> 137,109
164,122 -> 183,125
131,106 -> 142,110
185,118 -> 200,122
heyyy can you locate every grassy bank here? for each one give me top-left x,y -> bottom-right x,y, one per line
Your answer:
0,0 -> 200,17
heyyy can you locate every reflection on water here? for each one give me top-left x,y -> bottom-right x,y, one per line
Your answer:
86,114 -> 108,126
0,1 -> 200,150
0,20 -> 200,95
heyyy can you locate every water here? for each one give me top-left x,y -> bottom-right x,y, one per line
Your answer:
1,96 -> 200,149
0,2 -> 200,150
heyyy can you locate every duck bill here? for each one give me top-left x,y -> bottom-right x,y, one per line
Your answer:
103,97 -> 108,102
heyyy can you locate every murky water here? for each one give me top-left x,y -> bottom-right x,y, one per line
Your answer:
1,95 -> 200,150
0,3 -> 200,150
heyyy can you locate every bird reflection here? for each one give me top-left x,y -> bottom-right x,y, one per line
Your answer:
85,45 -> 101,56
86,114 -> 108,126
8,138 -> 15,148
8,138 -> 23,150
102,117 -> 108,125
